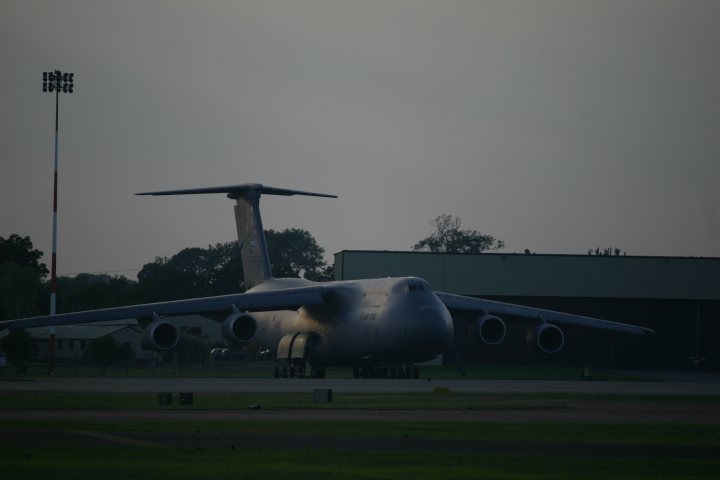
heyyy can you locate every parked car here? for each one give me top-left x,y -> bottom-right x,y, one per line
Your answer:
210,347 -> 245,361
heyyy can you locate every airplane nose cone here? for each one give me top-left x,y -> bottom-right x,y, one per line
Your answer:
417,305 -> 454,351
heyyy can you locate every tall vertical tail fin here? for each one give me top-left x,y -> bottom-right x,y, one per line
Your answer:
137,183 -> 336,289
233,188 -> 272,289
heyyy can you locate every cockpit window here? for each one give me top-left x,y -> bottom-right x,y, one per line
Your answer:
408,283 -> 425,292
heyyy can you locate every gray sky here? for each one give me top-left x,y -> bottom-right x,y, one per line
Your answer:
2,0 -> 719,277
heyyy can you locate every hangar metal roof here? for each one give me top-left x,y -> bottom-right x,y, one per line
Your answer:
335,250 -> 720,300
28,320 -> 140,340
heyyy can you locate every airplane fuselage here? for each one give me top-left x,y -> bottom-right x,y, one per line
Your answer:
247,277 -> 454,366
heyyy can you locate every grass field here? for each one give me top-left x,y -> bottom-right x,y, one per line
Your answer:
2,444 -> 718,480
1,418 -> 718,480
1,390 -> 719,479
3,417 -> 720,446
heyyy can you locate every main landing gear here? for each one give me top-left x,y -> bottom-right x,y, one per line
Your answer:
352,365 -> 419,379
273,363 -> 326,379
271,363 -> 420,379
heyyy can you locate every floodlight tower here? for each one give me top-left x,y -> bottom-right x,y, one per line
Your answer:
42,70 -> 74,374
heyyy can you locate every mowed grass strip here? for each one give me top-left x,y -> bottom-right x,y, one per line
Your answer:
1,391 -> 718,410
0,445 -> 718,480
0,391 -> 564,410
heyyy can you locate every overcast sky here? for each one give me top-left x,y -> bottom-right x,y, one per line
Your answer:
1,0 -> 719,277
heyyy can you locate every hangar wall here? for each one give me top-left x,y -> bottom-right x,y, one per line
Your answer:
334,251 -> 720,370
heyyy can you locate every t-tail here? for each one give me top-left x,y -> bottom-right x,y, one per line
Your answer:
137,183 -> 336,289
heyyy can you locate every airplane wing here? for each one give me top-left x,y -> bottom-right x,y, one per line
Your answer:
435,291 -> 654,336
0,285 -> 340,330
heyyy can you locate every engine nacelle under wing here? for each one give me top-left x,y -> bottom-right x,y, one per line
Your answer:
221,312 -> 258,344
470,314 -> 507,345
527,323 -> 565,354
141,319 -> 179,351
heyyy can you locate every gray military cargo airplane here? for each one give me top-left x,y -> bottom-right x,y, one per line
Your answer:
0,184 -> 653,378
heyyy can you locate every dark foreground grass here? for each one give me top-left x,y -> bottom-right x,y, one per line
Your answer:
2,408 -> 718,479
2,390 -> 717,479
3,420 -> 720,447
1,445 -> 718,480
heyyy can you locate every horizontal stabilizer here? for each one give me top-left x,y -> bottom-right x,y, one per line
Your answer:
136,183 -> 337,199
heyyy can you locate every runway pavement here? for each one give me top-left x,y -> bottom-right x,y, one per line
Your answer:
2,377 -> 720,395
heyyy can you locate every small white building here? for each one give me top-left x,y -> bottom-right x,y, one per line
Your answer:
28,320 -> 153,362
14,315 -> 224,363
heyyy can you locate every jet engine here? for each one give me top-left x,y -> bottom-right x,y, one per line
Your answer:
221,311 -> 258,344
526,323 -> 565,354
141,319 -> 179,351
470,314 -> 507,345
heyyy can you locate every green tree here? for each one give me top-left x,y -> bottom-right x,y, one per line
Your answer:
0,263 -> 43,320
266,228 -> 329,280
207,242 -> 246,293
413,214 -> 505,254
313,264 -> 335,282
0,235 -> 46,320
137,242 -> 244,302
137,229 -> 332,301
0,329 -> 37,373
54,273 -> 138,313
83,335 -> 134,374
0,234 -> 48,277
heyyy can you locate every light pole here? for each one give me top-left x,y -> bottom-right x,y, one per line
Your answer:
42,70 -> 74,374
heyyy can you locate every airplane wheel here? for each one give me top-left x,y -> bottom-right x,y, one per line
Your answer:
273,367 -> 280,378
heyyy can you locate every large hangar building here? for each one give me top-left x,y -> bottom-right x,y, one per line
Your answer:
335,251 -> 720,371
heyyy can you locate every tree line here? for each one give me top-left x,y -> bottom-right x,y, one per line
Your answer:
1,214 -> 512,321
3,214 -> 629,320
0,229 -> 333,321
